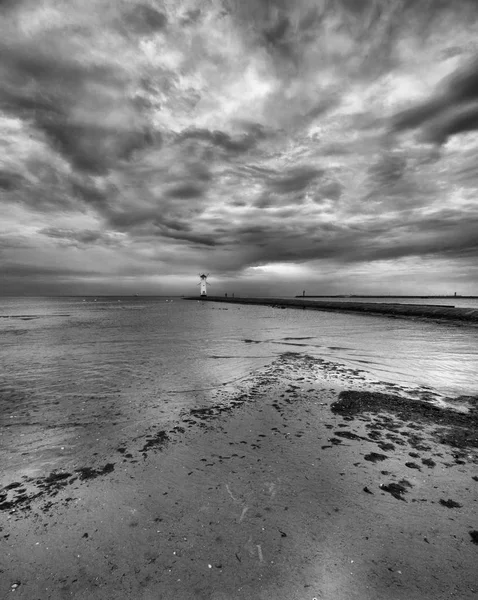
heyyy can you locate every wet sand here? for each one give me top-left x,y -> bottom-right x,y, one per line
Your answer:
1,354 -> 477,599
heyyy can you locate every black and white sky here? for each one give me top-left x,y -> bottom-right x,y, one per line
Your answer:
1,0 -> 478,296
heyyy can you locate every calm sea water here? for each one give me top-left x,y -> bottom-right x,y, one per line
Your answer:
1,296 -> 477,479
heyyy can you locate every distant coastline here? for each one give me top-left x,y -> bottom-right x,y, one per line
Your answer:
295,295 -> 478,299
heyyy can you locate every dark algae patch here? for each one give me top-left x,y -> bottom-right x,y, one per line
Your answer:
364,452 -> 388,463
75,463 -> 115,480
334,430 -> 369,441
439,499 -> 462,509
43,471 -> 71,485
377,442 -> 395,451
4,482 -> 22,490
141,430 -> 170,454
331,390 -> 478,450
380,480 -> 413,501
329,437 -> 343,445
0,463 -> 115,514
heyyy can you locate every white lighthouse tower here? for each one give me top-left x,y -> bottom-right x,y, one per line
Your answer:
198,273 -> 209,297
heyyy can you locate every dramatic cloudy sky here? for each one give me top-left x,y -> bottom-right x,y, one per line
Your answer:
1,0 -> 478,296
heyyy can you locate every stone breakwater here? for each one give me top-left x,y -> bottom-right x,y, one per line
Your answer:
184,296 -> 478,324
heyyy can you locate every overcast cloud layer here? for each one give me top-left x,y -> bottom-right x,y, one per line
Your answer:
1,0 -> 478,296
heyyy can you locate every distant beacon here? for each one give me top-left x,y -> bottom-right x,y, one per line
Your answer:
199,273 -> 209,297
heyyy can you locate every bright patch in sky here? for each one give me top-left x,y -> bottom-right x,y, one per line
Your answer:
248,263 -> 311,277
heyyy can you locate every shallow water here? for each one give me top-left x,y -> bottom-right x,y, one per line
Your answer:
1,296 -> 477,478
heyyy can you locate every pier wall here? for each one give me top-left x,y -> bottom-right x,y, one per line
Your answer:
184,296 -> 478,324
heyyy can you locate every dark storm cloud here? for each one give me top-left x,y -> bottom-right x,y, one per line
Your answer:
227,0 -> 473,85
446,56 -> 478,102
105,197 -> 206,238
159,219 -> 191,233
180,8 -> 202,26
368,152 -> 407,186
107,208 -> 159,231
365,216 -> 478,262
124,4 -> 168,34
70,178 -> 110,208
0,86 -> 61,116
41,121 -> 153,175
263,14 -> 290,48
253,192 -> 309,209
421,102 -> 478,144
39,228 -> 123,248
313,180 -> 343,202
391,100 -> 444,132
0,234 -> 32,251
166,184 -> 205,199
0,169 -> 24,191
306,95 -> 342,121
251,165 -> 327,208
0,160 -> 82,214
320,143 -> 351,157
0,38 -> 154,175
253,194 -> 274,209
0,262 -> 99,278
261,13 -> 301,67
176,127 -> 265,155
392,55 -> 478,144
0,0 -> 18,9
268,166 -> 325,194
221,225 -> 357,268
0,39 -> 114,91
215,208 -> 478,274
160,230 -> 217,247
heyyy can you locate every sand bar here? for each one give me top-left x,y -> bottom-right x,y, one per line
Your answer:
184,296 -> 478,324
1,354 -> 477,599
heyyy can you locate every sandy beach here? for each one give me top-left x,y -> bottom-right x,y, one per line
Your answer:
1,353 -> 477,600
